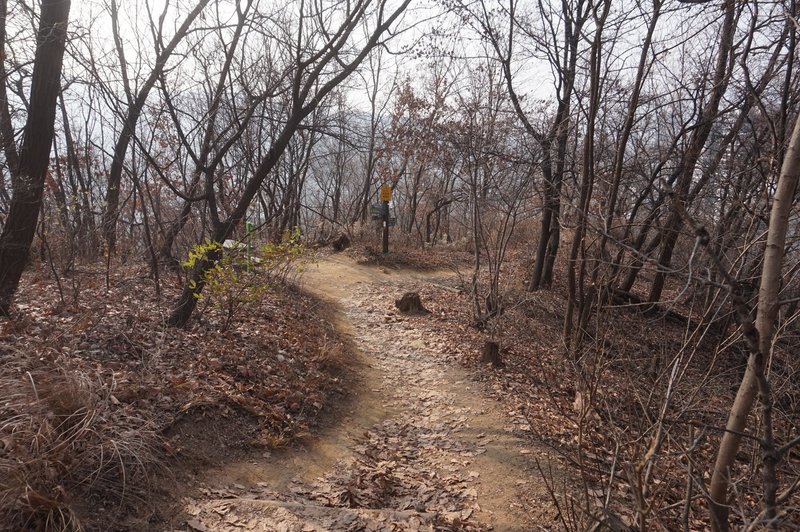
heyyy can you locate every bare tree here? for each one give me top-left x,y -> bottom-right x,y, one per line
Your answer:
354,47 -> 397,224
643,0 -> 737,304
709,114 -> 800,531
168,0 -> 412,327
562,0 -> 611,350
462,0 -> 590,289
101,0 -> 212,254
156,0 -> 256,266
0,0 -> 72,314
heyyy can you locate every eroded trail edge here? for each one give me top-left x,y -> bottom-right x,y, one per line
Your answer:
180,255 -> 559,531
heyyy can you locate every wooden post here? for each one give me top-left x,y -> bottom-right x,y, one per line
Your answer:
380,184 -> 392,255
382,200 -> 389,254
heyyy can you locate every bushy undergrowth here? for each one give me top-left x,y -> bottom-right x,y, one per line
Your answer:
432,251 -> 800,528
0,352 -> 163,531
184,228 -> 308,331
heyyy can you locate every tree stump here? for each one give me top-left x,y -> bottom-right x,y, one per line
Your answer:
394,292 -> 429,314
331,232 -> 350,251
481,340 -> 502,368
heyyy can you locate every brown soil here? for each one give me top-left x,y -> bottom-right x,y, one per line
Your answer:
169,254 -> 565,531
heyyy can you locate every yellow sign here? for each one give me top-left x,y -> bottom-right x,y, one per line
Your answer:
380,184 -> 392,202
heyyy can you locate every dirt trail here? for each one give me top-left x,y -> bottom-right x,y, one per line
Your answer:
178,255 -> 562,531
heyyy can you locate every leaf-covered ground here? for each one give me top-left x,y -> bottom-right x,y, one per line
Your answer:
0,263 -> 351,530
409,248 -> 800,529
3,247 -> 797,531
175,254 -> 564,531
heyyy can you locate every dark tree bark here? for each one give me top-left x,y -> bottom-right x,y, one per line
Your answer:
275,131 -> 316,240
646,0 -> 737,303
157,0 -> 253,265
355,52 -> 385,224
0,0 -> 71,314
406,165 -> 424,234
0,0 -> 19,186
709,112 -> 800,532
481,341 -> 501,367
591,0 -> 661,287
49,142 -> 75,263
563,0 -> 610,350
395,292 -> 429,314
426,197 -> 453,244
469,0 -> 587,290
59,93 -> 99,257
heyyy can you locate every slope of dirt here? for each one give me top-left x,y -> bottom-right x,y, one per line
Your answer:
174,254 -> 565,531
0,264 -> 352,531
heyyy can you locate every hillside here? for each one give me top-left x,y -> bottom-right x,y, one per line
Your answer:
2,246 -> 797,530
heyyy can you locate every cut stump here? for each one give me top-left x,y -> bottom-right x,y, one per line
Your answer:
395,292 -> 429,314
481,340 -> 502,368
331,233 -> 350,252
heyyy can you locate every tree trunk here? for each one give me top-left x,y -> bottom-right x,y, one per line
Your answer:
102,0 -> 211,254
529,154 -> 555,289
564,0 -> 609,349
59,93 -> 99,257
158,0 -> 251,265
478,0 -> 586,291
426,197 -> 453,244
647,0 -> 736,303
406,166 -> 423,235
0,0 -> 71,314
592,0 -> 661,285
395,292 -> 429,314
481,341 -> 501,368
709,114 -> 800,531
50,143 -> 75,264
167,0 -> 412,327
0,0 -> 19,185
168,113 -> 303,327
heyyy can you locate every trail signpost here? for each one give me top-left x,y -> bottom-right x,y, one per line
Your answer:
380,184 -> 392,202
379,185 -> 392,254
245,221 -> 255,272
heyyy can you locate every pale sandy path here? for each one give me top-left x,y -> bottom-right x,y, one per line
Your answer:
178,254 -> 562,531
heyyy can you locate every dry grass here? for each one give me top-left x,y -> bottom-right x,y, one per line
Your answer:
0,349 -> 163,531
0,261 -> 354,530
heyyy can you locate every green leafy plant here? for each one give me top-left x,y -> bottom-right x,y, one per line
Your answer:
259,227 -> 307,281
181,229 -> 307,331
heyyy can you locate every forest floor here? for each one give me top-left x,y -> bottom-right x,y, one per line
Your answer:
171,253 -> 565,531
5,245 -> 795,531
